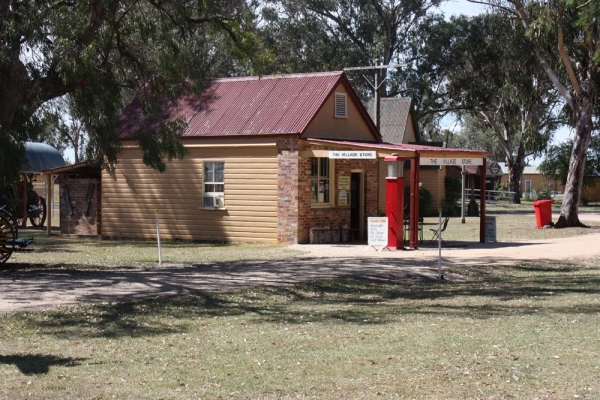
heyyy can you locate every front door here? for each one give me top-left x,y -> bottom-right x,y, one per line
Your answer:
350,173 -> 361,232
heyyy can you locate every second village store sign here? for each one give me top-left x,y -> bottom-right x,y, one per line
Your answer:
420,157 -> 484,166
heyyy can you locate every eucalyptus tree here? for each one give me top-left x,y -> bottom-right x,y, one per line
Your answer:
467,0 -> 599,226
539,136 -> 600,188
256,0 -> 442,98
451,115 -> 505,162
419,13 -> 562,203
41,95 -> 90,164
0,0 -> 261,186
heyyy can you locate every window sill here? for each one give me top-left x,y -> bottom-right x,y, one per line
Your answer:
199,207 -> 227,211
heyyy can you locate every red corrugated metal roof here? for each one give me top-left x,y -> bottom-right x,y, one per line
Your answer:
116,72 -> 349,139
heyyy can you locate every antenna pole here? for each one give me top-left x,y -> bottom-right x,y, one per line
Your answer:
374,60 -> 380,129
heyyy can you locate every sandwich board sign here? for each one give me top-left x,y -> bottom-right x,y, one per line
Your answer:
366,217 -> 389,252
485,216 -> 497,242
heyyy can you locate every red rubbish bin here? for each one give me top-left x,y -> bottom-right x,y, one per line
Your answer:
532,199 -> 554,228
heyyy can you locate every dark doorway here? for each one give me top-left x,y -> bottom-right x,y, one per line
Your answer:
350,173 -> 361,231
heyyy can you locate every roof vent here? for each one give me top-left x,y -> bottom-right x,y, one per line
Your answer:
334,93 -> 348,118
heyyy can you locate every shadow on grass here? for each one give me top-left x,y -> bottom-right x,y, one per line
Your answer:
9,258 -> 600,340
0,354 -> 86,374
24,300 -> 192,340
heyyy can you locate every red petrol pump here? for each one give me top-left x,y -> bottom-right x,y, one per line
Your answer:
385,155 -> 405,250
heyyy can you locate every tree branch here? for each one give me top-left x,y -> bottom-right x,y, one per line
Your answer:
79,0 -> 106,46
307,7 -> 366,50
467,0 -> 518,17
371,0 -> 392,61
480,109 -> 512,161
505,0 -> 575,110
557,5 -> 582,96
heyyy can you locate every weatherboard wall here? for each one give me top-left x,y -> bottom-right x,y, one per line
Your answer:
101,142 -> 280,243
301,85 -> 377,142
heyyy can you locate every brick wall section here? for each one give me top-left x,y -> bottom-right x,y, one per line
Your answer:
59,177 -> 101,236
296,142 -> 379,244
277,136 -> 300,243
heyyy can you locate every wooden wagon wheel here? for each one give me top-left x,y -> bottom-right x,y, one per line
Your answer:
0,207 -> 18,238
0,214 -> 16,264
29,196 -> 47,227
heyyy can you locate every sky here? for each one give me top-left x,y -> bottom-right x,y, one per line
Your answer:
62,0 -> 572,165
438,0 -> 489,16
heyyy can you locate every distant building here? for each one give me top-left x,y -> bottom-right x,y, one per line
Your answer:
499,163 -> 565,195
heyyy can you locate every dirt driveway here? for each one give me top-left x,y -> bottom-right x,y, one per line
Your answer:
1,212 -> 600,314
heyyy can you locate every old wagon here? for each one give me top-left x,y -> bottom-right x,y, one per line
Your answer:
0,207 -> 33,264
0,142 -> 65,263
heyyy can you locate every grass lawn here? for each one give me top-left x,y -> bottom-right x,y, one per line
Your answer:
422,201 -> 600,243
1,203 -> 599,398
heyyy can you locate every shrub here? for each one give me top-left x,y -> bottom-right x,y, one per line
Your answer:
523,188 -> 552,201
404,186 -> 432,218
442,176 -> 462,216
493,181 -> 510,201
536,189 -> 552,200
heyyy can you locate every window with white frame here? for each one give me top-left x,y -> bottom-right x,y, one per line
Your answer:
204,161 -> 224,193
310,157 -> 334,206
334,92 -> 347,118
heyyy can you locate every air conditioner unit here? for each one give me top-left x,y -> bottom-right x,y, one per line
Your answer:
202,193 -> 224,209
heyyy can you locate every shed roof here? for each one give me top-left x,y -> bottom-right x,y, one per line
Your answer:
364,97 -> 418,143
23,142 -> 66,174
116,71 -> 378,140
42,161 -> 101,177
497,162 -> 538,175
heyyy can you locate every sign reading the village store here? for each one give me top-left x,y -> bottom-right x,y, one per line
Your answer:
420,158 -> 484,166
329,151 -> 376,159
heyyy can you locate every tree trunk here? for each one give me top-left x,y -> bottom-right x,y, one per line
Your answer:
555,95 -> 593,228
506,150 -> 525,204
0,57 -> 32,129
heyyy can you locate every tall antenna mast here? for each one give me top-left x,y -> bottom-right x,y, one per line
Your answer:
343,63 -> 406,130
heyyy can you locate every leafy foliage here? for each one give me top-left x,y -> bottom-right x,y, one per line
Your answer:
469,0 -> 599,225
405,185 -> 432,217
0,0 -> 263,184
538,136 -> 600,186
442,176 -> 462,216
418,12 -> 563,203
451,115 -> 505,161
256,0 -> 442,99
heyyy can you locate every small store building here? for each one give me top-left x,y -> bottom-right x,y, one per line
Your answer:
85,71 -> 488,245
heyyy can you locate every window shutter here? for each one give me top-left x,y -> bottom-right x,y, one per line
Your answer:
334,93 -> 347,118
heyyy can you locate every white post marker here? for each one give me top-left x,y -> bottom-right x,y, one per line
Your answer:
155,208 -> 162,266
365,217 -> 390,252
437,208 -> 442,280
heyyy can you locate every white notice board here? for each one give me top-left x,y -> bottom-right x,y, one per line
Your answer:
485,216 -> 497,242
368,217 -> 388,246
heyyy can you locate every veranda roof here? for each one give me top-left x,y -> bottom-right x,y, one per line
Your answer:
305,138 -> 488,159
